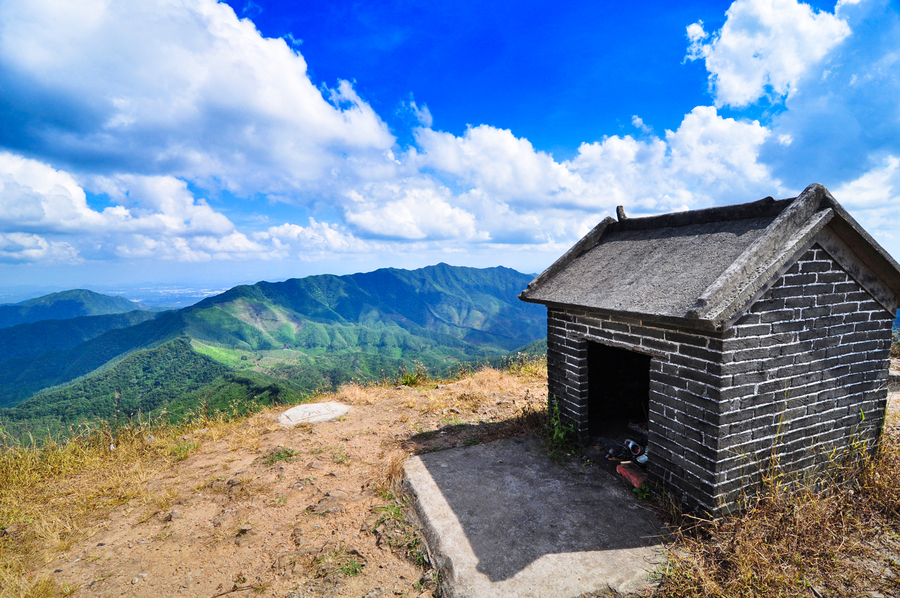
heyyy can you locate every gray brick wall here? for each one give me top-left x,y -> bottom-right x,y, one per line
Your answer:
545,243 -> 893,513
547,308 -> 725,510
714,245 -> 892,507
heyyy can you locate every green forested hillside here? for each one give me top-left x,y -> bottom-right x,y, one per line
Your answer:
0,310 -> 161,362
0,338 -> 308,440
0,289 -> 143,329
0,311 -> 187,408
0,264 -> 546,439
186,263 -> 542,351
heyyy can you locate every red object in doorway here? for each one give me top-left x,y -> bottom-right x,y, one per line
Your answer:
616,462 -> 648,489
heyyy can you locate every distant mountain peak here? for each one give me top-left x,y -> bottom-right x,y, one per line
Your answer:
0,289 -> 143,330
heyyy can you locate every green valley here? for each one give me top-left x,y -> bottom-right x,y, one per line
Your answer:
0,264 -> 546,441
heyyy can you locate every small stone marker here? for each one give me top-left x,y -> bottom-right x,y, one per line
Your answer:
278,402 -> 350,427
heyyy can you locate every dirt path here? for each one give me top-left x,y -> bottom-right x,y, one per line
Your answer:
41,369 -> 547,598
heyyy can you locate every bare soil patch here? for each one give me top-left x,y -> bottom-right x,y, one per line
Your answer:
28,368 -> 546,598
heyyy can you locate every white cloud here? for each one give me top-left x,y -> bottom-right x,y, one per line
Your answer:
407,99 -> 434,128
0,151 -> 290,262
3,0 -> 893,277
631,115 -> 653,134
0,0 -> 395,194
113,231 -> 274,262
89,175 -> 234,236
339,106 -> 782,250
0,152 -> 239,237
0,232 -> 79,264
570,106 -> 778,210
665,106 -> 774,191
261,218 -> 381,255
411,125 -> 588,206
832,156 -> 900,255
344,180 -> 485,240
0,151 -> 108,233
686,0 -> 852,107
833,155 -> 900,208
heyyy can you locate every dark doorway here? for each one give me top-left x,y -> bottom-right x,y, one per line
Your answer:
587,342 -> 651,444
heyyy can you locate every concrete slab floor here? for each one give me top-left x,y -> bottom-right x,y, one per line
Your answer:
404,436 -> 667,598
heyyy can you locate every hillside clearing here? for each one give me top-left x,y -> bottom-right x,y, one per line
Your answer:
2,359 -> 899,598
0,362 -> 547,598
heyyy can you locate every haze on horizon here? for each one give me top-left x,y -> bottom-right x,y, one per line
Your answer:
0,0 -> 898,296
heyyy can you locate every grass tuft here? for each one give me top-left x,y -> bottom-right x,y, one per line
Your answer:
396,361 -> 428,387
504,353 -> 548,380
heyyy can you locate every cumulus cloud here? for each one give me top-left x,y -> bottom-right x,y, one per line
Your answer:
686,0 -> 852,107
665,106 -> 774,192
0,0 -> 394,193
344,180 -> 485,240
570,106 -> 778,210
411,125 -> 589,207
259,218 -> 387,258
0,151 -> 108,233
0,153 -> 238,237
2,0 -> 896,276
88,175 -> 234,236
405,106 -> 778,223
0,151 -> 284,262
0,232 -> 79,264
756,0 -> 900,182
632,115 -> 654,134
329,105 -> 781,253
832,156 -> 900,251
113,231 -> 271,262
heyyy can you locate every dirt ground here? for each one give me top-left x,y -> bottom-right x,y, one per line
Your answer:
27,359 -> 900,598
39,369 -> 547,598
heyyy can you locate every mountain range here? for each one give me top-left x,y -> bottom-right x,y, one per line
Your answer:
0,289 -> 146,329
0,264 -> 546,440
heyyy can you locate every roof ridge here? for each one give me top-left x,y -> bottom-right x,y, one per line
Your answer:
520,183 -> 900,329
613,196 -> 792,231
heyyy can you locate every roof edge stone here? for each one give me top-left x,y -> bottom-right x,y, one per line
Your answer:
688,183 -> 832,325
818,190 -> 900,308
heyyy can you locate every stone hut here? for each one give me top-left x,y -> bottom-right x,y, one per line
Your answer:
519,183 -> 900,512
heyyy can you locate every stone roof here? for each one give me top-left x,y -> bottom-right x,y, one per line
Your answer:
520,184 -> 900,331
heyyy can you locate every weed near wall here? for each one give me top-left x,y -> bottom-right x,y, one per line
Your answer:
544,398 -> 575,462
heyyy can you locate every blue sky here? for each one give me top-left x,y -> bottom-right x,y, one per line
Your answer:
0,0 -> 898,297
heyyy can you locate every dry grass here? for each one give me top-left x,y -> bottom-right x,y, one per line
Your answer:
0,361 -> 548,598
375,449 -> 408,492
326,382 -> 376,406
27,355 -> 900,598
503,352 -> 549,380
657,432 -> 900,598
0,414 -> 239,598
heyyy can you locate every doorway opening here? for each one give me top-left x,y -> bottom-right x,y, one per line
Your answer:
586,342 -> 651,460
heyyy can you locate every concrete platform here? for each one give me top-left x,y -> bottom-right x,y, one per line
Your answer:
404,436 -> 667,598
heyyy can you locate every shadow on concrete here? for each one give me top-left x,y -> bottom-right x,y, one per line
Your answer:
407,435 -> 666,583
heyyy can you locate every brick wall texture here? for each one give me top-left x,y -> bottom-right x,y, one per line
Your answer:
546,244 -> 894,512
